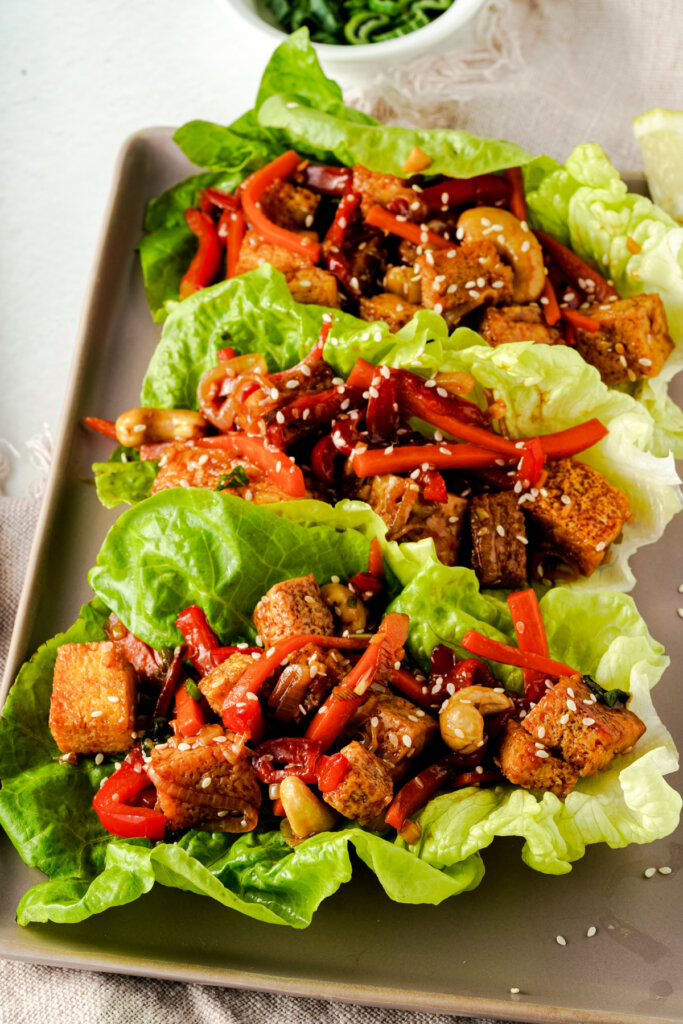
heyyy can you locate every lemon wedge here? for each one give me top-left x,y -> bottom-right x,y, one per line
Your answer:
632,108 -> 683,223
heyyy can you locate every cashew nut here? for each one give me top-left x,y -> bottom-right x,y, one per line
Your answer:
384,265 -> 422,305
321,583 -> 367,633
439,684 -> 513,753
457,207 -> 545,303
114,407 -> 206,447
279,776 -> 338,846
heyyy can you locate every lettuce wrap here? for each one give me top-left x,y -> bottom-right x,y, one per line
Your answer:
0,495 -> 678,927
138,30 -> 683,456
94,264 -> 682,594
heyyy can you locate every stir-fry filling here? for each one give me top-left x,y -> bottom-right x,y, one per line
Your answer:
49,575 -> 645,846
85,328 -> 632,584
179,153 -> 674,386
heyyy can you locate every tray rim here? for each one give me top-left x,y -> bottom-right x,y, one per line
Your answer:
0,129 -> 680,1024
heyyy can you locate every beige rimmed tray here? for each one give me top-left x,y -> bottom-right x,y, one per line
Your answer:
1,130 -> 682,1023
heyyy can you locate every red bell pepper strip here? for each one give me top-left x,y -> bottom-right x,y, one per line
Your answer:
414,467 -> 448,503
561,308 -> 601,332
200,187 -> 239,213
105,614 -> 165,683
364,205 -> 451,251
175,605 -> 220,676
271,315 -> 332,381
366,373 -> 399,442
265,386 -> 365,450
241,150 -> 321,263
180,209 -> 223,300
218,208 -> 246,279
502,167 -> 527,222
316,752 -> 350,792
196,433 -> 306,498
252,738 -> 323,784
368,536 -> 384,579
540,277 -> 561,327
209,644 -> 262,667
92,748 -> 165,841
325,192 -> 361,250
352,417 -> 608,478
535,230 -> 619,302
384,746 -> 487,832
421,173 -> 510,211
302,164 -> 353,196
82,416 -> 118,440
389,667 -> 432,710
173,682 -> 205,737
347,571 -> 383,599
152,645 -> 186,721
507,588 -> 551,701
461,630 -> 575,677
310,434 -> 338,486
305,613 -> 409,752
515,436 -> 546,489
222,632 -> 374,736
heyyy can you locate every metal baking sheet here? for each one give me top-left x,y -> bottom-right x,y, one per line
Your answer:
1,130 -> 681,1023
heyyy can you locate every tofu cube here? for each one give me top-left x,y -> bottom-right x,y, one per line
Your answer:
350,694 -> 438,781
470,491 -> 528,587
252,574 -> 334,647
352,164 -> 427,220
358,293 -> 422,333
198,652 -> 254,715
522,675 -> 646,776
523,458 -> 631,577
261,180 -> 320,231
479,304 -> 563,347
49,641 -> 137,755
415,241 -> 513,327
495,720 -> 579,799
573,294 -> 674,385
322,741 -> 393,825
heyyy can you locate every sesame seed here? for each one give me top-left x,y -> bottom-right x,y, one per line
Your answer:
509,987 -> 520,995
201,777 -> 212,789
454,728 -> 465,739
536,749 -> 549,759
402,735 -> 412,748
582,717 -> 595,726
677,608 -> 683,619
566,698 -> 577,712
556,935 -> 567,946
178,742 -> 191,751
537,725 -> 545,738
586,926 -> 597,938
644,867 -> 656,878
94,753 -> 104,765
639,357 -> 652,366
476,277 -> 486,288
516,534 -> 528,545
331,575 -> 340,583
90,710 -> 103,718
596,541 -> 606,551
658,866 -> 672,875
496,525 -> 505,537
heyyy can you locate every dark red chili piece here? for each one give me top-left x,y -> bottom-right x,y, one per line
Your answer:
175,605 -> 220,676
251,738 -> 323,785
316,753 -> 350,792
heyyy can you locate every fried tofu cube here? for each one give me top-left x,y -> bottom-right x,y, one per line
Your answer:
49,641 -> 137,755
352,164 -> 427,220
479,304 -> 564,347
148,740 -> 261,832
358,293 -> 422,332
198,652 -> 253,715
470,491 -> 528,587
522,675 -> 646,776
235,229 -> 313,277
322,740 -> 393,824
267,644 -> 352,723
359,474 -> 420,536
406,492 -> 468,567
523,458 -> 631,577
261,179 -> 320,231
495,720 -> 579,799
573,294 -> 674,385
350,694 -> 438,781
415,241 -> 514,326
252,574 -> 334,647
151,443 -> 294,505
286,266 -> 340,308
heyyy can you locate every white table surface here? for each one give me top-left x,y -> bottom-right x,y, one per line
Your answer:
0,0 -> 280,496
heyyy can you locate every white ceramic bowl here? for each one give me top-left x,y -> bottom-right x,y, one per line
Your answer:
226,0 -> 486,77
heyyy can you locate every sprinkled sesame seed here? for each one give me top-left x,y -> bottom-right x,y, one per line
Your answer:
178,742 -> 191,751
94,753 -> 104,765
509,987 -> 520,995
566,698 -> 577,712
677,608 -> 683,618
556,935 -> 567,946
496,524 -> 505,537
582,717 -> 595,726
658,866 -> 672,875
201,776 -> 212,789
537,725 -> 545,738
536,749 -> 549,759
402,735 -> 412,748
595,541 -> 606,551
586,926 -> 597,938
476,277 -> 486,288
90,710 -> 103,718
644,867 -> 656,878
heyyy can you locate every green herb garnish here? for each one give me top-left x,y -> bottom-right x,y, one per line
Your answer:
216,467 -> 249,490
582,674 -> 630,708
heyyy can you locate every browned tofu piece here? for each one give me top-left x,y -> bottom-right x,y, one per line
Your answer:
235,228 -> 314,276
523,458 -> 631,577
352,164 -> 427,220
360,474 -> 420,536
261,179 -> 320,231
151,443 -> 294,505
286,267 -> 340,308
267,644 -> 352,723
148,739 -> 261,832
198,652 -> 253,715
415,241 -> 514,326
522,675 -> 646,777
322,740 -> 393,824
49,641 -> 137,755
384,264 -> 422,304
252,574 -> 334,646
495,720 -> 579,799
358,293 -> 422,332
573,294 -> 674,385
350,694 -> 438,781
470,491 -> 528,587
479,304 -> 564,347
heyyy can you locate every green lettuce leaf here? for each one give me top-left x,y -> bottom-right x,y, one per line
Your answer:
525,143 -> 683,457
93,459 -> 158,508
130,266 -> 683,594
